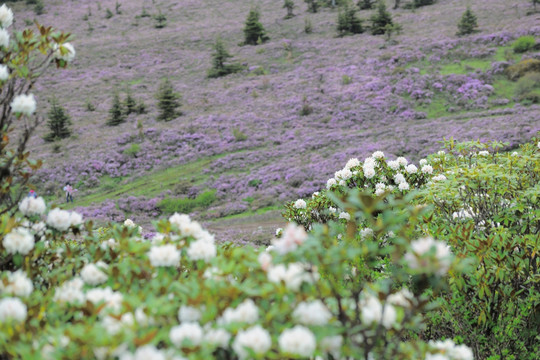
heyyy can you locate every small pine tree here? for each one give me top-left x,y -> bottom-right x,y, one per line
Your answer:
154,11 -> 167,28
371,1 -> 393,35
208,38 -> 242,78
44,98 -> 71,142
243,8 -> 269,45
107,93 -> 125,126
283,0 -> 295,19
156,79 -> 181,122
305,0 -> 319,13
457,7 -> 478,36
304,17 -> 313,33
124,89 -> 137,115
337,3 -> 363,37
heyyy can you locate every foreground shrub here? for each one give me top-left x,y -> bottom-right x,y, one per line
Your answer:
512,35 -> 536,53
515,72 -> 540,103
419,139 -> 540,359
0,4 -> 74,213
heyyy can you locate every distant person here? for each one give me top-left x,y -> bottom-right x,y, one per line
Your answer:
63,182 -> 74,203
28,189 -> 37,198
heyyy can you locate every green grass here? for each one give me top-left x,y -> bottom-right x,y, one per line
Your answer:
207,205 -> 281,221
416,96 -> 449,118
439,58 -> 492,75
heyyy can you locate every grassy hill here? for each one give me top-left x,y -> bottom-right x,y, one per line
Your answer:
13,0 -> 540,241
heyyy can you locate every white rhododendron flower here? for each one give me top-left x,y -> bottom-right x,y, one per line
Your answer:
339,212 -> 350,220
268,263 -> 317,291
232,325 -> 271,359
394,173 -> 406,184
0,297 -> 27,322
204,328 -> 231,348
0,4 -> 13,28
397,157 -> 408,166
101,238 -> 118,250
220,299 -> 259,324
345,157 -> 360,169
11,93 -> 36,115
178,305 -> 201,323
81,262 -> 108,286
404,237 -> 452,276
258,252 -> 272,271
0,64 -> 9,81
363,166 -> 376,178
0,28 -> 9,48
69,211 -> 83,227
399,182 -> 410,191
123,219 -> 135,227
170,322 -> 203,347
119,345 -> 166,360
293,300 -> 332,326
3,227 -> 34,255
387,160 -> 400,170
326,178 -> 337,189
372,151 -> 385,159
1,270 -> 33,297
54,42 -> 76,62
360,228 -> 374,239
85,287 -> 123,312
54,277 -> 85,304
432,174 -> 446,181
478,150 -> 489,156
148,244 -> 180,267
429,339 -> 474,360
278,325 -> 316,357
294,199 -> 307,209
47,208 -> 72,231
419,159 -> 428,166
320,335 -> 343,357
19,196 -> 46,216
359,293 -> 396,329
387,288 -> 414,308
335,168 -> 352,181
187,238 -> 216,262
422,165 -> 434,174
406,164 -> 418,174
272,223 -> 308,255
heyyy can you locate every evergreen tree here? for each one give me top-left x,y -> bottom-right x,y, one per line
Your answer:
283,0 -> 295,19
44,98 -> 71,142
371,1 -> 393,35
208,38 -> 243,78
156,78 -> 181,122
243,8 -> 269,45
305,0 -> 319,13
358,0 -> 374,10
337,3 -> 363,37
107,93 -> 125,126
124,89 -> 137,115
457,7 -> 478,36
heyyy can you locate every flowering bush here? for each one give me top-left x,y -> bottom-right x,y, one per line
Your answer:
0,4 -> 74,214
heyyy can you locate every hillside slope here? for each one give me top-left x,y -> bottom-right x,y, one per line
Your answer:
13,0 -> 540,241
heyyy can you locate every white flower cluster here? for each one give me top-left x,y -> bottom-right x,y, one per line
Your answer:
203,327 -> 231,348
46,208 -> 83,231
85,287 -> 123,312
232,325 -> 272,360
169,322 -> 203,347
278,325 -> 316,357
292,300 -> 332,326
3,227 -> 34,255
294,199 -> 307,209
118,345 -> 166,360
53,42 -> 76,62
19,196 -> 46,216
427,339 -> 474,360
271,223 -> 308,255
219,299 -> 259,325
258,251 -> 272,271
359,293 -> 397,329
267,262 -> 318,291
81,261 -> 108,286
148,244 -> 180,267
178,305 -> 201,323
123,219 -> 142,233
53,277 -> 85,304
169,213 -> 217,262
11,94 -> 36,116
0,297 -> 27,322
0,270 -> 33,297
0,4 -> 13,29
404,237 -> 452,276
